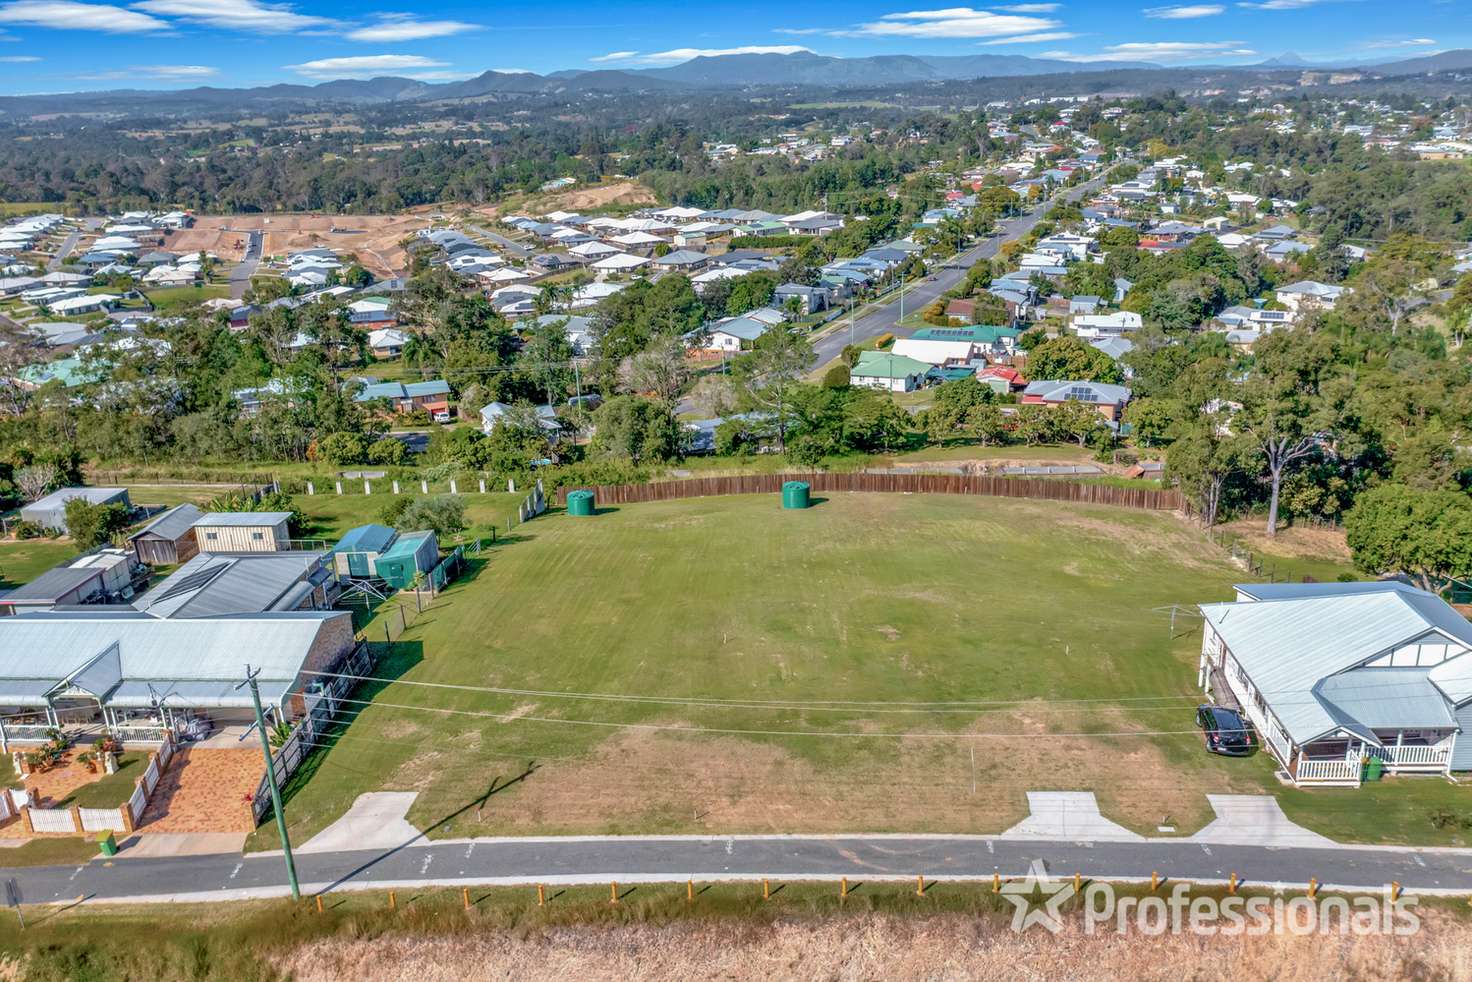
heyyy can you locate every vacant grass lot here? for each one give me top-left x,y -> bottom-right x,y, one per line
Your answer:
255,492 -> 1348,851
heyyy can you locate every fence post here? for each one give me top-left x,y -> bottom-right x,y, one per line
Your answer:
364,480 -> 371,495
306,481 -> 315,495
334,481 -> 343,495
421,480 -> 428,494
450,480 -> 458,495
392,481 -> 400,495
479,480 -> 486,494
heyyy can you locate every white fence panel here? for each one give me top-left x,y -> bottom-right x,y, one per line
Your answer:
28,807 -> 77,833
0,792 -> 12,822
158,735 -> 175,769
142,757 -> 160,794
1296,758 -> 1361,784
79,807 -> 125,833
128,784 -> 147,822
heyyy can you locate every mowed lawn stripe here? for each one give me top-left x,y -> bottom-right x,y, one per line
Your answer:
254,493 -> 1360,847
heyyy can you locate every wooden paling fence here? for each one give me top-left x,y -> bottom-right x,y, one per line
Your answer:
555,472 -> 1185,511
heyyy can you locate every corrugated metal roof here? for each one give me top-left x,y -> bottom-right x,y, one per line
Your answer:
1234,580 -> 1418,602
333,524 -> 397,554
0,612 -> 344,696
1201,589 -> 1472,745
134,551 -> 327,619
1317,670 -> 1456,729
1429,656 -> 1472,705
193,512 -> 292,528
1,565 -> 103,602
129,503 -> 204,542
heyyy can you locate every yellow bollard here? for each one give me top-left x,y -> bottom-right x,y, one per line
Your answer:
992,872 -> 1000,893
763,878 -> 770,901
1308,878 -> 1317,899
1229,872 -> 1238,895
841,876 -> 849,899
1074,872 -> 1081,893
315,895 -> 323,914
536,884 -> 544,907
389,890 -> 396,911
610,881 -> 619,905
463,887 -> 471,910
916,875 -> 925,897
688,879 -> 694,904
1391,882 -> 1401,902
1151,871 -> 1159,891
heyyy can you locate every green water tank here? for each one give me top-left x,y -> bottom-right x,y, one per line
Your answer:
567,489 -> 596,517
781,481 -> 810,510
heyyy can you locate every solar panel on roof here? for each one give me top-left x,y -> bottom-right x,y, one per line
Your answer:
145,562 -> 230,606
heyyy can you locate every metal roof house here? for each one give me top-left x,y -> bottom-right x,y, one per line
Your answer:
0,551 -> 137,616
132,550 -> 339,619
0,609 -> 357,732
19,488 -> 131,535
128,503 -> 204,566
1199,581 -> 1472,786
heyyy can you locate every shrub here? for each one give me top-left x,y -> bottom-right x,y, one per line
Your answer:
367,438 -> 409,466
64,499 -> 132,550
821,363 -> 851,388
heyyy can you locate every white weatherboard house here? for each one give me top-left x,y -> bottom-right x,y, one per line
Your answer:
1198,581 -> 1472,786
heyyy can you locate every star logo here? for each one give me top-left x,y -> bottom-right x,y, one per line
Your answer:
1000,859 -> 1076,934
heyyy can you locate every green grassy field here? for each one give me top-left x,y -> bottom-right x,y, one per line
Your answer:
0,538 -> 78,591
254,492 -> 1349,852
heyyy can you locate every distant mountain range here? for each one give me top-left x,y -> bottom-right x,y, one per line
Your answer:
2,48 -> 1470,116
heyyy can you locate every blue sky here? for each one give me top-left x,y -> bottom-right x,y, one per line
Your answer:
0,0 -> 1467,92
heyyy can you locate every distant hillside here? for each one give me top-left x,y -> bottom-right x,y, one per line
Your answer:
1367,49 -> 1472,75
636,51 -> 1156,86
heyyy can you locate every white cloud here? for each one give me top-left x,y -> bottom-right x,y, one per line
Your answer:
1236,0 -> 1320,8
1042,40 -> 1257,62
589,50 -> 638,63
1362,37 -> 1437,49
0,1 -> 166,33
287,53 -> 447,78
1144,4 -> 1224,18
620,44 -> 814,66
345,13 -> 478,42
132,0 -> 329,33
996,3 -> 1060,10
137,63 -> 215,76
852,7 -> 1060,38
979,30 -> 1077,44
0,52 -> 39,59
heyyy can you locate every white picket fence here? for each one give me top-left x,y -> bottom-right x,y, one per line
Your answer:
127,784 -> 147,824
80,807 -> 126,833
28,807 -> 76,834
0,791 -> 12,823
142,756 -> 160,795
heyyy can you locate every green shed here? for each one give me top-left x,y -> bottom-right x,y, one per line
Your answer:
567,490 -> 596,517
373,530 -> 440,589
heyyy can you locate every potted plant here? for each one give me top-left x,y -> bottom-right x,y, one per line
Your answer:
77,751 -> 97,774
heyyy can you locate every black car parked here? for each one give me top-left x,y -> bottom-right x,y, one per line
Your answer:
1195,705 -> 1257,757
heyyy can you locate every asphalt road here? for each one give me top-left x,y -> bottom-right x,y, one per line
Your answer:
466,223 -> 533,259
3,833 -> 1469,904
810,173 -> 1108,369
45,229 -> 81,272
228,231 -> 264,300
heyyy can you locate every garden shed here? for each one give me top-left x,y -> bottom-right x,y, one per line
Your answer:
373,531 -> 439,589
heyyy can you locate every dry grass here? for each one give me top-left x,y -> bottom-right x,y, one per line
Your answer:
1221,518 -> 1352,563
280,911 -> 1472,981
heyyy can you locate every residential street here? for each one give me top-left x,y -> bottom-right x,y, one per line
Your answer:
45,229 -> 81,272
808,172 -> 1111,370
4,832 -> 1470,904
228,231 -> 263,300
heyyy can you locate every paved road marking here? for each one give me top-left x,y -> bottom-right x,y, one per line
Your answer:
228,863 -> 242,880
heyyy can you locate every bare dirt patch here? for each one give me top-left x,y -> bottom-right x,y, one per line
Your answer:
472,179 -> 656,221
170,213 -> 431,275
281,911 -> 1472,982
